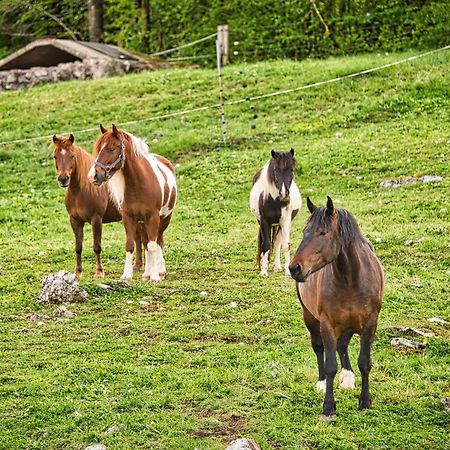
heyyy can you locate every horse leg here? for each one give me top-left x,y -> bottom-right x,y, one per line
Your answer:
157,214 -> 172,279
91,216 -> 104,278
273,227 -> 282,272
133,227 -> 143,271
70,216 -> 84,278
301,303 -> 325,393
259,219 -> 271,277
358,323 -> 377,411
280,217 -> 292,276
142,213 -> 162,282
120,215 -> 137,281
320,320 -> 338,418
337,330 -> 355,389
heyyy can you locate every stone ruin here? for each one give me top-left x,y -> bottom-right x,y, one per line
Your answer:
0,39 -> 155,91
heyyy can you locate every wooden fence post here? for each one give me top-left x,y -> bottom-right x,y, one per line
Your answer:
217,24 -> 229,66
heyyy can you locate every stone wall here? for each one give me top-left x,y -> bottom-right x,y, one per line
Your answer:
0,58 -> 131,91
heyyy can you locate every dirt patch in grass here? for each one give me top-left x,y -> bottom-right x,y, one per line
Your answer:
184,400 -> 247,439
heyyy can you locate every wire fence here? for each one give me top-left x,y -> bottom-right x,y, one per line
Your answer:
0,44 -> 449,147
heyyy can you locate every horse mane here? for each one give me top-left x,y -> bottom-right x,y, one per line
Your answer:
72,144 -> 100,195
308,207 -> 366,249
127,132 -> 150,158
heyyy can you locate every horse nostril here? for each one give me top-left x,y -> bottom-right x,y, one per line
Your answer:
289,264 -> 301,276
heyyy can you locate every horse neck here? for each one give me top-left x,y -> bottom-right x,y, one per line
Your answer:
331,242 -> 362,285
121,146 -> 147,186
263,163 -> 280,198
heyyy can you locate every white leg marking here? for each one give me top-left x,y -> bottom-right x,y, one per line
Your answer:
273,230 -> 282,272
120,251 -> 133,280
142,241 -> 162,282
260,251 -> 269,277
339,369 -> 355,389
316,379 -> 326,393
281,222 -> 291,276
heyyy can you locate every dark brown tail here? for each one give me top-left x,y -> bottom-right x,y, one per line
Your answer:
256,224 -> 280,268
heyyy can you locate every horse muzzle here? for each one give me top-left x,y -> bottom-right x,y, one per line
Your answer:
57,175 -> 70,187
288,263 -> 310,282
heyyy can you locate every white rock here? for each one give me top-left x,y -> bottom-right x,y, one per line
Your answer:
26,313 -> 50,322
390,337 -> 425,350
427,317 -> 448,325
230,301 -> 238,308
139,300 -> 149,306
226,438 -> 260,450
85,445 -> 106,450
53,305 -> 75,318
200,291 -> 208,297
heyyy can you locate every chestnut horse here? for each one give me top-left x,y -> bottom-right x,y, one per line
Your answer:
289,197 -> 384,419
52,134 -> 142,277
250,149 -> 302,277
88,124 -> 177,282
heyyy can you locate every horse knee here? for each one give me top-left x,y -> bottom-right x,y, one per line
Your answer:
147,241 -> 159,252
93,244 -> 101,255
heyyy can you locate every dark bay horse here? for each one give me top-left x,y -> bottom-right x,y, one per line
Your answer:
289,197 -> 384,419
250,149 -> 302,276
88,124 -> 177,282
52,134 -> 142,277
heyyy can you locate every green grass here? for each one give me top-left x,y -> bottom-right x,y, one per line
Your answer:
0,50 -> 449,449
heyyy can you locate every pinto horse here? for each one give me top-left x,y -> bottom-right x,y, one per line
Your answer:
88,124 -> 177,282
52,134 -> 142,277
250,149 -> 302,277
289,197 -> 384,419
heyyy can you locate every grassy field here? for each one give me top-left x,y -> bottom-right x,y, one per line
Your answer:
0,50 -> 449,449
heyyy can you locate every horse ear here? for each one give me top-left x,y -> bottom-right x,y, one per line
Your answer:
69,133 -> 75,143
290,148 -> 294,157
307,197 -> 317,213
112,123 -> 119,138
271,150 -> 278,159
326,196 -> 334,216
100,124 -> 107,134
52,135 -> 58,144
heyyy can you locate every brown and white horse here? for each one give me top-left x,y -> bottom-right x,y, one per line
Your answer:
52,134 -> 142,277
88,124 -> 177,282
289,197 -> 384,419
250,149 -> 302,276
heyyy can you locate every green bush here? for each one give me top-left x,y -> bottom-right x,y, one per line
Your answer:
0,0 -> 448,63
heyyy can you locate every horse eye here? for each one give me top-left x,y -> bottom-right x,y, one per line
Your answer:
109,148 -> 114,152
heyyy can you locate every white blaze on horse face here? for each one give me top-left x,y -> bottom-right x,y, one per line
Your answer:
339,369 -> 355,389
107,170 -> 125,208
87,163 -> 96,183
120,251 -> 134,280
60,149 -> 67,156
280,183 -> 286,198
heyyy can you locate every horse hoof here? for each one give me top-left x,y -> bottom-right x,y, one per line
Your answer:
142,274 -> 161,282
319,414 -> 337,421
95,271 -> 105,278
260,271 -> 268,278
358,398 -> 372,411
339,369 -> 355,389
75,271 -> 82,279
274,266 -> 282,273
159,272 -> 166,280
120,274 -> 132,281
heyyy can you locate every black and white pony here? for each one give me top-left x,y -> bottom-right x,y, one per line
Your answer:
250,149 -> 302,277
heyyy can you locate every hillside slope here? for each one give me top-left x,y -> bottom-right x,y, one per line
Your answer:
0,51 -> 449,449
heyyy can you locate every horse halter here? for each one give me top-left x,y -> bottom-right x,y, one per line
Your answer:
94,137 -> 126,180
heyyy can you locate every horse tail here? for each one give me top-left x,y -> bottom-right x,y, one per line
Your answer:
270,224 -> 280,259
256,226 -> 263,268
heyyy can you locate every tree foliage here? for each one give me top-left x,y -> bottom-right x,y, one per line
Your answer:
0,0 -> 448,61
